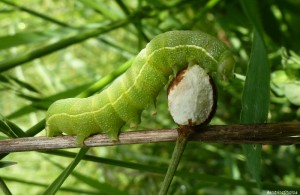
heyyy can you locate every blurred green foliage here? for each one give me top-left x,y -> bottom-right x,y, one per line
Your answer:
0,0 -> 300,194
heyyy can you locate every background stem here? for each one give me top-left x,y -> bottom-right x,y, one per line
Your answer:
159,127 -> 194,195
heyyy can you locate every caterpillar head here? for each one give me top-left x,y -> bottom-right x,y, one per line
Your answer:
218,51 -> 236,81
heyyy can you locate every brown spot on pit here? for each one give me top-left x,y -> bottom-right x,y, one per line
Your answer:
188,119 -> 193,126
167,67 -> 188,94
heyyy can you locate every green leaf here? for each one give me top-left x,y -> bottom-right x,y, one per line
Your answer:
240,0 -> 270,187
240,30 -> 270,124
0,32 -> 54,51
0,175 -> 99,194
6,83 -> 91,119
1,0 -> 73,28
80,0 -> 119,20
42,150 -> 300,192
0,177 -> 12,195
8,76 -> 40,94
0,114 -> 26,138
0,20 -> 129,73
281,48 -> 300,80
0,161 -> 17,169
47,158 -> 129,195
43,148 -> 89,195
283,83 -> 300,105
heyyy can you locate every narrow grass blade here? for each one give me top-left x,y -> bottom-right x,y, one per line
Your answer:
43,148 -> 89,195
240,0 -> 270,186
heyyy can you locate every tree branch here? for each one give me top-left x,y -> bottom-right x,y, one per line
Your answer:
0,123 -> 299,153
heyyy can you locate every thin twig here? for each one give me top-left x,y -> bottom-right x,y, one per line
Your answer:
0,123 -> 299,153
159,127 -> 194,195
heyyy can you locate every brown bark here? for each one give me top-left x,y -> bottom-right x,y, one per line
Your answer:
0,123 -> 299,153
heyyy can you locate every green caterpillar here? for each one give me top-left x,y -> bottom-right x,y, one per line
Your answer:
46,30 -> 235,145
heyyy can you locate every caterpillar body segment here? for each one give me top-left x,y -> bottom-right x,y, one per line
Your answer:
46,30 -> 235,145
